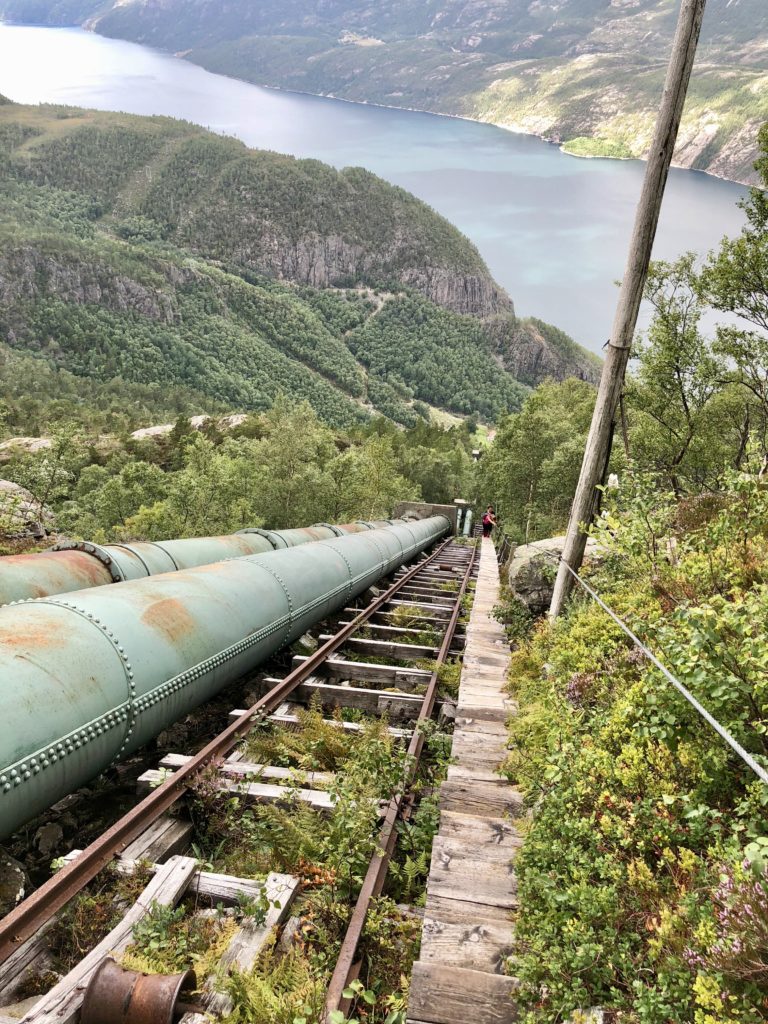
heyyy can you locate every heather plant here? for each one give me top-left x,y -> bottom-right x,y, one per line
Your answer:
505,466 -> 768,1023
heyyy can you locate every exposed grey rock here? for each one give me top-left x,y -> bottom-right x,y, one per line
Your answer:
291,632 -> 319,657
34,823 -> 64,859
0,849 -> 27,915
0,479 -> 54,537
507,535 -> 602,615
486,315 -> 601,387
156,722 -> 190,748
0,246 -> 184,322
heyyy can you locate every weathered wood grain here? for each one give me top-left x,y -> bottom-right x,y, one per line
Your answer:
407,963 -> 518,1024
159,753 -> 334,789
178,872 -> 299,1024
20,857 -> 198,1024
137,769 -> 335,811
291,655 -> 432,690
119,814 -> 192,863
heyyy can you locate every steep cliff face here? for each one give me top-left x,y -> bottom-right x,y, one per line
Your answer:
0,247 -> 181,322
400,267 -> 512,318
486,315 -> 602,388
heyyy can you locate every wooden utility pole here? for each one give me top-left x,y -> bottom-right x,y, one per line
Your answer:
549,0 -> 708,619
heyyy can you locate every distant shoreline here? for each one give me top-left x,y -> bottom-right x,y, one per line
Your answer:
0,19 -> 750,188
177,53 -> 749,189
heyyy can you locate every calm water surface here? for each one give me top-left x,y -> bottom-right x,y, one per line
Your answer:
0,25 -> 750,351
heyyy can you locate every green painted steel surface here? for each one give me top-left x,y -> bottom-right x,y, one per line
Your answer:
0,521 -> 383,606
0,516 -> 449,839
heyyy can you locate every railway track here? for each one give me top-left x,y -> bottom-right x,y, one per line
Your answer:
0,537 -> 478,1024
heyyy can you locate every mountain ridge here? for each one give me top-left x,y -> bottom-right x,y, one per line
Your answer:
0,102 -> 600,430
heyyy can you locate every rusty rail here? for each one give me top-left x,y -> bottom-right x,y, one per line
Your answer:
0,539 -> 454,965
323,541 -> 478,1020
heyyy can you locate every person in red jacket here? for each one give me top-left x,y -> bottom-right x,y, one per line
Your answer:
481,505 -> 496,538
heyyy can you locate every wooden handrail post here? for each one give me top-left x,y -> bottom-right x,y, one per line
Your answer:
549,0 -> 708,618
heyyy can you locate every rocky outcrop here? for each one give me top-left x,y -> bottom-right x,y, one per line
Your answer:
508,535 -> 602,615
0,247 -> 179,322
184,227 -> 510,317
0,849 -> 26,915
486,315 -> 601,388
0,479 -> 54,537
401,267 -> 512,317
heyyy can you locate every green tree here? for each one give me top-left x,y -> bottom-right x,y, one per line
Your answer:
477,379 -> 596,543
701,125 -> 768,458
328,436 -> 419,521
625,255 -> 730,495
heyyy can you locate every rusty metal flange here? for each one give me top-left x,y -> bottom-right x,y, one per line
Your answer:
81,958 -> 197,1024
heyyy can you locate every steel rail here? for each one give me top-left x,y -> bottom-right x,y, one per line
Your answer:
323,541 -> 478,1020
0,538 -> 454,965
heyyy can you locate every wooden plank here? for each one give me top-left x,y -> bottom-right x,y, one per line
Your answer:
119,814 -> 192,863
337,621 -> 461,640
20,856 -> 198,1024
451,727 -> 507,756
228,709 -> 412,739
453,716 -> 509,735
397,591 -> 455,605
59,853 -> 292,909
386,600 -> 451,618
159,753 -> 334,789
137,770 -> 336,811
0,921 -> 56,1005
318,634 -> 439,661
456,700 -> 511,722
447,765 -> 505,785
256,677 -> 433,720
419,916 -> 514,973
424,894 -> 512,927
292,655 -> 432,690
439,779 -> 524,818
427,855 -> 517,911
407,963 -> 518,1024
434,822 -> 522,864
373,610 -> 446,627
178,872 -> 300,1024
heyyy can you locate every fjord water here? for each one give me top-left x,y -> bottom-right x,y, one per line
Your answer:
0,24 -> 749,351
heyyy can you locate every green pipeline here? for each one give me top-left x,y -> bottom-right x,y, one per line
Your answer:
0,520 -> 400,606
0,516 -> 449,840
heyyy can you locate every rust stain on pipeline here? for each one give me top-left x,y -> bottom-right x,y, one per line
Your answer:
0,619 -> 72,651
141,597 -> 198,644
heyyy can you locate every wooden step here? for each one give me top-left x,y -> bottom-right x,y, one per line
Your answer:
426,836 -> 518,911
407,963 -> 518,1024
439,778 -> 524,818
419,915 -> 514,972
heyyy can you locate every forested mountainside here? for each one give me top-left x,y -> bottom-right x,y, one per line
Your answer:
0,103 -> 599,430
2,0 -> 766,184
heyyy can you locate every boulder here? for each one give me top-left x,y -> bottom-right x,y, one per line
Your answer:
34,822 -> 64,859
0,849 -> 27,915
0,479 -> 53,537
0,436 -> 52,456
507,535 -> 601,614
